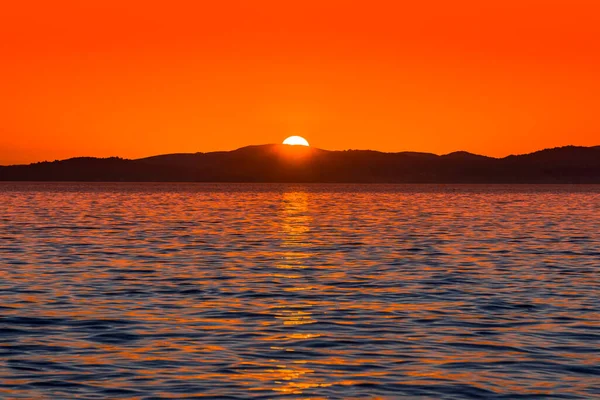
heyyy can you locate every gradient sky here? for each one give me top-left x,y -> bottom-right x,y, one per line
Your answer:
1,0 -> 599,164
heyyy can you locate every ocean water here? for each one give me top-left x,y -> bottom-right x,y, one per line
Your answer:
0,183 -> 599,399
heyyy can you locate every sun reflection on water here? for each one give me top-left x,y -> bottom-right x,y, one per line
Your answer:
260,190 -> 321,394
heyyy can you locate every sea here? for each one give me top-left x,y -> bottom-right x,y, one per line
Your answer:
1,183 -> 599,399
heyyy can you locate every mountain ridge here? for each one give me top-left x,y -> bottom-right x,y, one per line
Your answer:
1,144 -> 599,183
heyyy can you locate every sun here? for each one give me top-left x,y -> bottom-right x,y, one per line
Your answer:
282,136 -> 309,146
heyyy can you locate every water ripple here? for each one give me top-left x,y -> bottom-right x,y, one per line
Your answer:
0,183 -> 599,399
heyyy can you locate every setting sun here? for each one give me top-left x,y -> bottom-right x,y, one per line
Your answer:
283,136 -> 310,147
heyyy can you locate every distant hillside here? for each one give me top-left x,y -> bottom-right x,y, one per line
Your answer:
1,145 -> 599,183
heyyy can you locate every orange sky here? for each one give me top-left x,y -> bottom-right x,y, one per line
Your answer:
1,0 -> 599,164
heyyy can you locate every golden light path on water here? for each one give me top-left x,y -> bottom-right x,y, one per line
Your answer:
263,191 -> 322,395
0,183 -> 599,399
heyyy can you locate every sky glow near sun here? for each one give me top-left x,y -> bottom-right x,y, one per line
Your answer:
0,0 -> 599,164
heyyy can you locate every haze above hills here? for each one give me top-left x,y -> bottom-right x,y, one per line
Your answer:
1,144 -> 599,183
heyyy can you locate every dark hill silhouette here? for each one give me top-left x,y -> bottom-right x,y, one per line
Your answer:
1,144 -> 599,183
